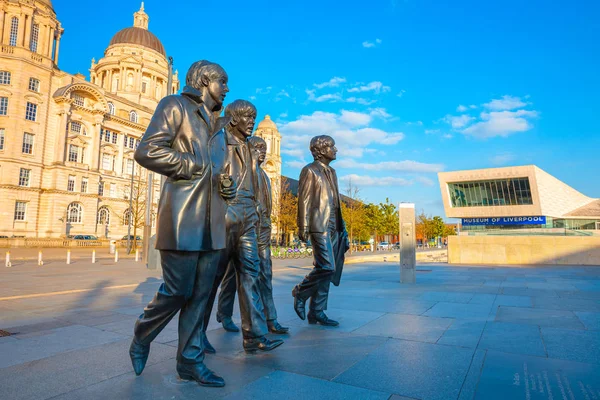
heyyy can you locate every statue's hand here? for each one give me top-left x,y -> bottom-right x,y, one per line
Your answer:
220,177 -> 237,200
299,227 -> 310,242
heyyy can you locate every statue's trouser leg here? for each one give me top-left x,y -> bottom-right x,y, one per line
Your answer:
216,261 -> 237,322
296,212 -> 337,311
134,250 -> 221,364
234,200 -> 267,338
258,240 -> 277,321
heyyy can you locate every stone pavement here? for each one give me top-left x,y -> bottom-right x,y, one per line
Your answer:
0,258 -> 599,400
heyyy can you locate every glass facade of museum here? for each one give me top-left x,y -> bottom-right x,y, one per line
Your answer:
449,178 -> 533,208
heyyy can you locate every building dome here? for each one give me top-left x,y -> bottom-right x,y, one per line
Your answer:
109,27 -> 165,57
37,0 -> 54,8
257,115 -> 278,131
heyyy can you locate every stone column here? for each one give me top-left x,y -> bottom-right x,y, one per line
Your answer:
46,27 -> 54,58
55,109 -> 70,163
0,11 -> 5,44
53,35 -> 61,64
23,14 -> 32,49
399,203 -> 416,284
91,118 -> 103,171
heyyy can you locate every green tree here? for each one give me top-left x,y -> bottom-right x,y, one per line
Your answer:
340,179 -> 366,253
364,203 -> 383,243
379,198 -> 398,238
275,179 -> 297,246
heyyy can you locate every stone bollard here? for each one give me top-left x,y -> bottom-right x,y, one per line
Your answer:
5,251 -> 11,268
38,250 -> 43,266
66,249 -> 71,265
399,203 -> 416,284
92,249 -> 96,264
114,248 -> 119,263
135,249 -> 139,262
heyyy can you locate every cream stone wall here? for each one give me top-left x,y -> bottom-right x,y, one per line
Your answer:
0,2 -> 171,238
448,235 -> 600,265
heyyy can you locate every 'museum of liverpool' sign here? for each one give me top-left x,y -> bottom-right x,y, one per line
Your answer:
461,216 -> 547,226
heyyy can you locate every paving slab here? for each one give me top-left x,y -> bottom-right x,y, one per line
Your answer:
458,349 -> 487,400
475,351 -> 600,400
0,339 -> 176,400
223,370 -> 390,400
541,327 -> 600,365
419,291 -> 474,303
354,313 -> 453,343
438,320 -> 486,348
327,295 -> 437,315
195,327 -> 389,381
479,322 -> 546,357
532,296 -> 600,312
334,339 -> 474,400
284,308 -> 385,333
423,302 -> 493,320
495,306 -> 586,329
575,311 -> 600,330
51,354 -> 273,400
0,324 -> 126,368
492,295 -> 532,308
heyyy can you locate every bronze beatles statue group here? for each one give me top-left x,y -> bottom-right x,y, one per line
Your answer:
129,60 -> 349,387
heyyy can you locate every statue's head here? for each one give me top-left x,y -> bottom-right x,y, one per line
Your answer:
310,135 -> 337,162
186,60 -> 229,109
224,100 -> 257,139
248,136 -> 267,164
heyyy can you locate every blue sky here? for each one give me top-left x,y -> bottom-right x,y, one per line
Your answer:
54,0 -> 600,217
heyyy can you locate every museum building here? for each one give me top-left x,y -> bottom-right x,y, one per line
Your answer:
437,165 -> 600,233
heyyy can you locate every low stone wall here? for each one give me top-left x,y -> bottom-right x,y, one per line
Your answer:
345,250 -> 447,265
448,235 -> 600,265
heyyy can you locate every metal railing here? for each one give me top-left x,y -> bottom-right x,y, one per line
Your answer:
0,238 -> 142,248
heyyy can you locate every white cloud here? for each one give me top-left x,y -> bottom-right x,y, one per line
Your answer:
362,39 -> 382,48
376,38 -> 382,44
282,148 -> 305,158
442,133 -> 453,139
336,159 -> 444,173
425,129 -> 440,135
369,107 -> 392,119
457,105 -> 468,112
346,97 -> 376,105
397,89 -> 406,98
483,95 -> 527,111
443,114 -> 475,129
340,174 -> 412,187
348,81 -> 391,94
256,87 -> 272,95
286,159 -> 307,169
314,77 -> 346,89
279,110 -> 404,160
249,95 -> 256,100
462,110 -> 539,139
306,89 -> 343,103
490,153 -> 515,165
339,110 -> 372,126
275,89 -> 290,101
279,112 -> 288,118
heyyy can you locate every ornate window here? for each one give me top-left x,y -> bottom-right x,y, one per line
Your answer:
0,97 -> 8,115
129,111 -> 138,123
67,202 -> 83,223
122,209 -> 132,225
25,102 -> 37,121
109,183 -> 116,197
101,153 -> 114,171
18,168 -> 30,186
0,71 -> 11,85
0,128 -> 4,150
68,144 -> 80,162
22,133 -> 34,154
72,94 -> 84,107
81,177 -> 88,193
107,102 -> 115,115
67,175 -> 75,191
97,206 -> 110,225
14,201 -> 27,221
98,181 -> 104,196
9,17 -> 18,47
125,158 -> 134,175
142,81 -> 147,93
70,121 -> 84,135
30,24 -> 39,53
28,78 -> 40,92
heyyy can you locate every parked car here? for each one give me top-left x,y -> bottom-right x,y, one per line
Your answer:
377,241 -> 390,250
392,242 -> 400,250
122,235 -> 142,241
73,235 -> 98,240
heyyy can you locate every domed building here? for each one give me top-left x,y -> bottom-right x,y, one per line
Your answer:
0,2 -> 179,238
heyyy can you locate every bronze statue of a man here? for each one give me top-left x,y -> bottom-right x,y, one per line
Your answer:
204,100 -> 284,353
292,135 -> 349,326
129,60 -> 235,387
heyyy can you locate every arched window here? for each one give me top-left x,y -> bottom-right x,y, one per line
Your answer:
97,206 -> 110,225
122,209 -> 132,225
129,111 -> 138,123
107,102 -> 115,115
67,202 -> 83,224
9,17 -> 18,47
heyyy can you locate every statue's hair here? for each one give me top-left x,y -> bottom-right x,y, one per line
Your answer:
248,136 -> 266,148
309,135 -> 335,159
224,99 -> 257,120
186,60 -> 227,89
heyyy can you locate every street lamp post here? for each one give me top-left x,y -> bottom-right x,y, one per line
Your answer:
127,161 -> 135,253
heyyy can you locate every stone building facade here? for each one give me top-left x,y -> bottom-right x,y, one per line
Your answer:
0,1 -> 179,238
